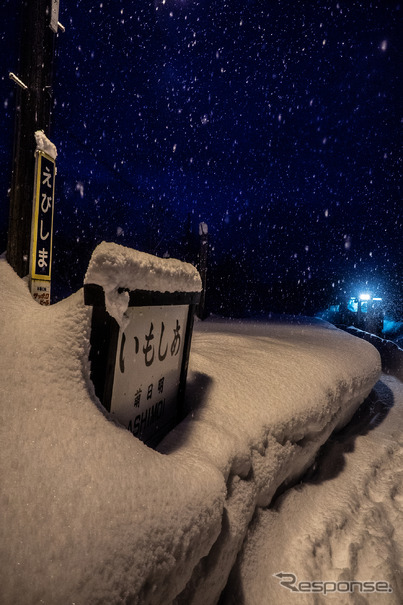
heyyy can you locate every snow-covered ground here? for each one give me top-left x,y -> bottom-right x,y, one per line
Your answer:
1,245 -> 401,605
223,374 -> 403,604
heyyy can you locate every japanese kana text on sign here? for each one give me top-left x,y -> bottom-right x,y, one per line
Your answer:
110,305 -> 188,442
30,151 -> 55,282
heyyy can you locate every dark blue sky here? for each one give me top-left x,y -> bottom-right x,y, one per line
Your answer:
1,1 -> 401,314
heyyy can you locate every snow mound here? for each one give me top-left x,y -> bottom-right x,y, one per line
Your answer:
84,242 -> 202,327
34,130 -> 57,160
346,326 -> 403,382
0,258 -> 381,604
224,375 -> 403,604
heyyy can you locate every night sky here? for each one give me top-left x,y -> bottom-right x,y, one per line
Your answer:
1,1 -> 402,316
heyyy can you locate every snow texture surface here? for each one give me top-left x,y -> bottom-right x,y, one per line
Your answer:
34,130 -> 57,160
224,374 -> 403,604
0,254 -> 386,605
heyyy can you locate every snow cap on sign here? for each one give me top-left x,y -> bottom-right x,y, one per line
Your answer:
34,130 -> 57,160
84,241 -> 202,327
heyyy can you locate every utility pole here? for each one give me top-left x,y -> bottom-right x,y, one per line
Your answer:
7,0 -> 60,278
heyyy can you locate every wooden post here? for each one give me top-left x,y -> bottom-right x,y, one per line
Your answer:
7,0 -> 57,277
197,222 -> 209,319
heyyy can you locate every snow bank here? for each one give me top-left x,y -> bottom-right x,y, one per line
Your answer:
346,326 -> 403,382
163,318 -> 381,602
0,256 -> 381,605
84,242 -> 202,327
0,259 -> 222,605
224,374 -> 403,604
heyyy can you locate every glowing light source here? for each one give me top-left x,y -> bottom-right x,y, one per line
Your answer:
359,293 -> 371,301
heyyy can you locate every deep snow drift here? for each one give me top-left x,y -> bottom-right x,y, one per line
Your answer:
0,252 -> 384,605
223,374 -> 403,604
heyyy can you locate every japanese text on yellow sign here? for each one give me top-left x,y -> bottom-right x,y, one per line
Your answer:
31,151 -> 55,281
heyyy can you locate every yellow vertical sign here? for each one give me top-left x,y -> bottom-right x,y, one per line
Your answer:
30,151 -> 56,305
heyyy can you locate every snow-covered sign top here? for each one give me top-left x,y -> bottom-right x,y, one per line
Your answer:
34,130 -> 57,160
84,241 -> 202,327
